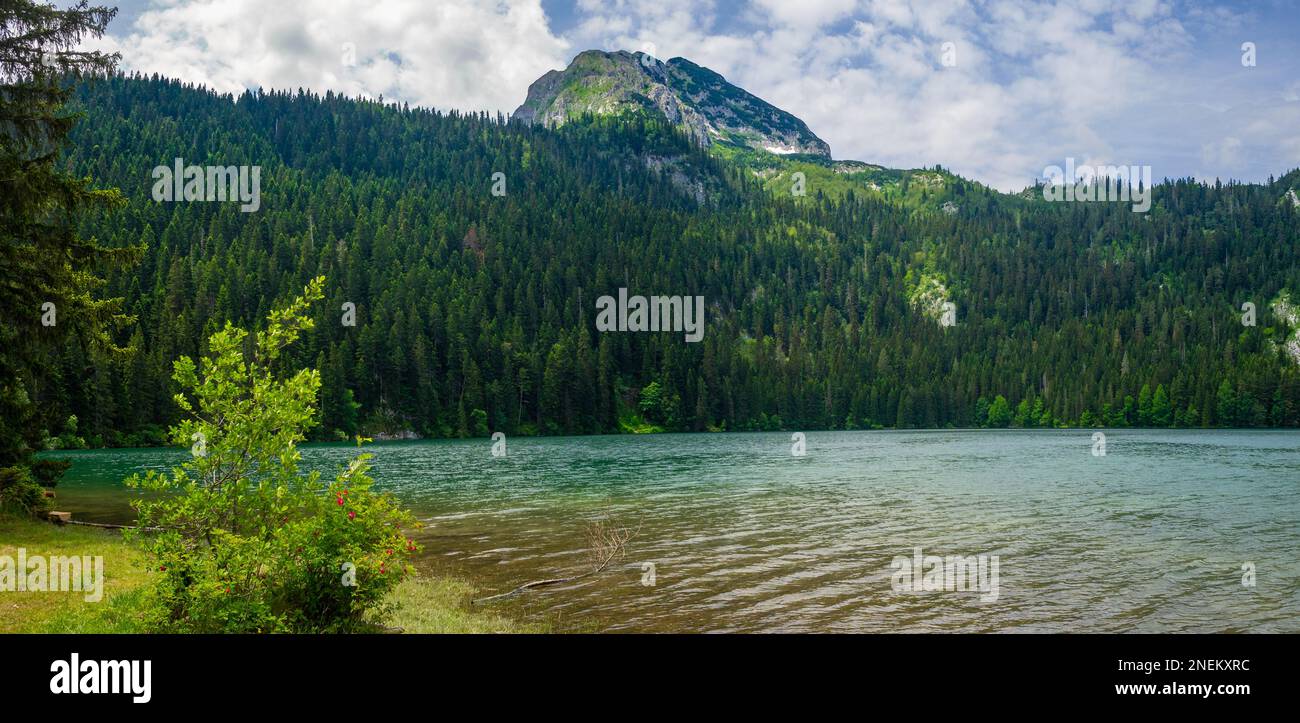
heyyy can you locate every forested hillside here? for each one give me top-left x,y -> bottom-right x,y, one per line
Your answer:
34,72 -> 1300,446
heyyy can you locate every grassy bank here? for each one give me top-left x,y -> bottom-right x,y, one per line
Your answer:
0,516 -> 541,633
0,516 -> 152,633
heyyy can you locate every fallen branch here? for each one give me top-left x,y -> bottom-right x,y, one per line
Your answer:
473,571 -> 599,604
66,520 -> 164,532
473,514 -> 639,605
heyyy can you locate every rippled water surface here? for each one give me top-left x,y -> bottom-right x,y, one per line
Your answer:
48,430 -> 1300,632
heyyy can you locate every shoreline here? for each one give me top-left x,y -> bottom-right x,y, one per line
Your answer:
39,424 -> 1300,454
0,515 -> 544,634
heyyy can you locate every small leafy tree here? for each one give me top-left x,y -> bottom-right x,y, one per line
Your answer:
127,277 -> 418,632
986,395 -> 1012,428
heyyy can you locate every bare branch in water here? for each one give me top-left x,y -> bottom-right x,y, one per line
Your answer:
473,512 -> 640,605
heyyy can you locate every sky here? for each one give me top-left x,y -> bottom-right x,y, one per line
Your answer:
80,0 -> 1300,191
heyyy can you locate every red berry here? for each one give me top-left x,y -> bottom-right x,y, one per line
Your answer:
348,511 -> 356,520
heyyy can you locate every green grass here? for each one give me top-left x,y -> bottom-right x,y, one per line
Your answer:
0,516 -> 152,633
382,576 -> 547,633
616,409 -> 666,434
0,515 -> 541,634
708,139 -> 1005,210
618,419 -> 666,434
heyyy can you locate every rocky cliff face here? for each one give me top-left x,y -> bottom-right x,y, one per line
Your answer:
512,50 -> 831,158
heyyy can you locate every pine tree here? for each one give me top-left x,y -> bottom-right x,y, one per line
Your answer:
1215,380 -> 1237,428
1151,384 -> 1172,427
0,0 -> 133,508
1137,384 -> 1153,427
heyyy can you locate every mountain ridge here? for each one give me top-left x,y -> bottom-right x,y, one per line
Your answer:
512,49 -> 1004,209
513,49 -> 832,158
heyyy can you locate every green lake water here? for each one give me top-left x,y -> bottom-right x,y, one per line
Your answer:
40,429 -> 1300,632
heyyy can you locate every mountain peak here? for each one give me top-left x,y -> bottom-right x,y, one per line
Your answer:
512,49 -> 831,158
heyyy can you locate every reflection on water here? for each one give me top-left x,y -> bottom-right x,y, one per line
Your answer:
45,430 -> 1300,632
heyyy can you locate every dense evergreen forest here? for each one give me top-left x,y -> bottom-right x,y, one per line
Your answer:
34,73 -> 1300,446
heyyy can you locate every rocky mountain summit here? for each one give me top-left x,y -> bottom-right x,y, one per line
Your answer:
512,49 -> 831,158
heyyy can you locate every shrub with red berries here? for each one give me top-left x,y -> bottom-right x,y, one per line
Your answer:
126,279 -> 419,633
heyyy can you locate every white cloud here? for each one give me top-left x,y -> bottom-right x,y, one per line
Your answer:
1201,136 -> 1244,171
557,0 -> 1300,191
86,0 -> 1300,190
752,0 -> 857,29
88,0 -> 569,112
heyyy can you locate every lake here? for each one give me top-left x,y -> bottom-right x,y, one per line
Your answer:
43,429 -> 1300,632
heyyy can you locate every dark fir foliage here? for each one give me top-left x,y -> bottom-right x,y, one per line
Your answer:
40,73 -> 1300,444
1,1 -> 130,508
